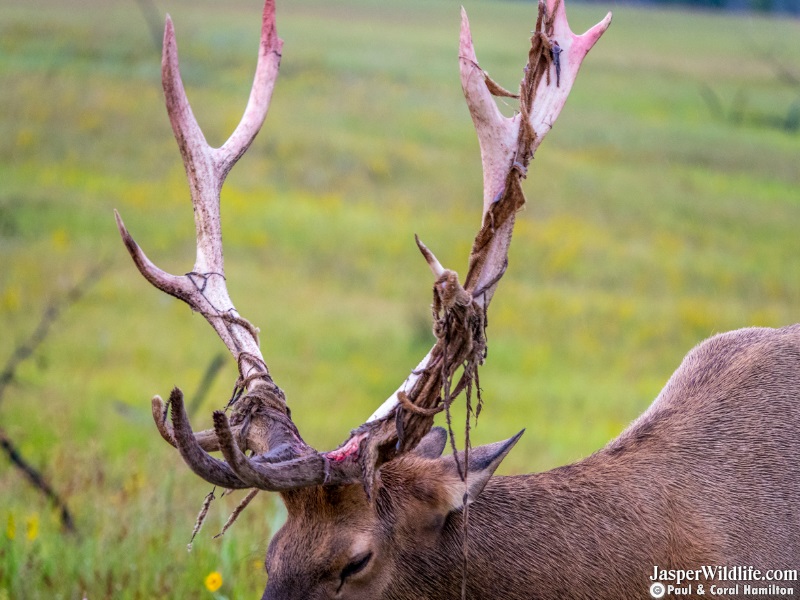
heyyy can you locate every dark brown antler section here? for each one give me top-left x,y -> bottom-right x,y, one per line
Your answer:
118,0 -> 609,493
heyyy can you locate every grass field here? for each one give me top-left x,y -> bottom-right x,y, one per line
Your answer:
0,0 -> 798,597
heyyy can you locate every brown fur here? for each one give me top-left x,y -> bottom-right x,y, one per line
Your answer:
262,325 -> 800,599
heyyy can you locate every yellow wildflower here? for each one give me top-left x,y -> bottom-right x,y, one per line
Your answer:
25,514 -> 39,542
1,286 -> 20,311
123,471 -> 145,496
204,571 -> 223,593
50,228 -> 70,251
5,514 -> 14,540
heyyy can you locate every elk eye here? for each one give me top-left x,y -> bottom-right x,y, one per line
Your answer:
340,551 -> 373,582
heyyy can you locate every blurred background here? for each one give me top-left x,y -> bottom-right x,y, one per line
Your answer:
0,0 -> 798,597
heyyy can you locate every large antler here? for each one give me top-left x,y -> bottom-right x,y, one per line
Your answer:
118,0 -> 609,493
116,0 -> 358,490
333,0 -> 612,471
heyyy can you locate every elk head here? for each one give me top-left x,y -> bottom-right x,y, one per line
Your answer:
116,0 -> 610,597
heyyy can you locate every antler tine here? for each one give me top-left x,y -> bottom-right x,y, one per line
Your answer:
168,389 -> 251,489
458,7 -> 517,222
216,0 -> 282,175
151,395 -> 247,452
522,0 -> 612,149
158,389 -> 362,493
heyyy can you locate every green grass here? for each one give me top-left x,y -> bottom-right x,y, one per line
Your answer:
0,0 -> 798,596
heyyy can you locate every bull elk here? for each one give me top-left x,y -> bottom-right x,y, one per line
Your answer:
116,0 -> 800,598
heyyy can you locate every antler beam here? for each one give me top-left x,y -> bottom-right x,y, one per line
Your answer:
116,0 -> 282,384
352,0 -> 611,456
117,0 -> 318,486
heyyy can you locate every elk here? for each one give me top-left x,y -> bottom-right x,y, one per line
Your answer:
116,0 -> 800,598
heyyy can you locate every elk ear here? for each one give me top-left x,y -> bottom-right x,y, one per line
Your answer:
442,430 -> 524,511
411,427 -> 448,459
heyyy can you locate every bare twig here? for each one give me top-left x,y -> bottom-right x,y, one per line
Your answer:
187,488 -> 216,551
213,489 -> 259,539
0,263 -> 106,532
0,263 -> 106,408
0,428 -> 75,532
701,35 -> 800,135
132,0 -> 164,53
749,35 -> 800,89
699,83 -> 725,120
188,353 -> 227,417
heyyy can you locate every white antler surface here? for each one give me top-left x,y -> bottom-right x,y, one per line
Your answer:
116,0 -> 283,386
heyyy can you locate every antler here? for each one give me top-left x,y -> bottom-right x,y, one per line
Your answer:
339,0 -> 612,465
116,0 -> 354,489
118,0 -> 610,493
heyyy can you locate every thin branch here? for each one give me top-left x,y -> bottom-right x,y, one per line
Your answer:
132,0 -> 163,53
213,489 -> 259,539
0,263 -> 107,532
0,428 -> 75,532
188,352 -> 227,417
0,263 -> 107,408
748,34 -> 800,89
187,488 -> 216,552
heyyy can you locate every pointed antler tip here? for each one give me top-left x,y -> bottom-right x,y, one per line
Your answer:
162,15 -> 178,65
113,209 -> 135,245
163,14 -> 174,37
212,411 -> 236,449
458,18 -> 478,72
580,10 -> 613,48
415,235 -> 446,279
595,11 -> 613,33
414,233 -> 427,255
169,387 -> 184,405
261,0 -> 279,42
459,6 -> 472,36
151,395 -> 178,447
